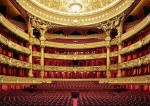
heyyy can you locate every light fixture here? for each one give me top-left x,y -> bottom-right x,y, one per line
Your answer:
70,3 -> 82,12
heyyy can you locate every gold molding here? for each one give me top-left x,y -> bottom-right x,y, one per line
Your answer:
121,14 -> 150,41
0,14 -> 29,41
1,75 -> 149,84
33,51 -> 107,60
110,14 -> 150,46
39,66 -> 107,72
0,13 -> 149,50
109,64 -> 118,70
16,0 -> 134,26
120,34 -> 150,55
119,54 -> 150,69
45,41 -> 106,49
99,75 -> 150,84
0,54 -> 31,69
0,34 -> 31,55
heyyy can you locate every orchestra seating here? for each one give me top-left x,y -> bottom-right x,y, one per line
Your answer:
48,38 -> 103,44
0,86 -> 150,106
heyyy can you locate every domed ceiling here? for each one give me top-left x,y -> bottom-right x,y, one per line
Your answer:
13,0 -> 135,26
31,0 -> 120,16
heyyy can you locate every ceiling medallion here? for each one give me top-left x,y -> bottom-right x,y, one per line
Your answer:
70,3 -> 82,13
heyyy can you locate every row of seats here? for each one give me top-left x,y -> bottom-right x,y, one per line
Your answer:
48,38 -> 103,44
1,90 -> 150,106
32,81 -> 112,90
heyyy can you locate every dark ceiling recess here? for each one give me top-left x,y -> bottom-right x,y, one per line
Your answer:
12,15 -> 26,23
143,6 -> 150,16
111,29 -> 118,38
33,29 -> 40,39
53,30 -> 64,34
0,5 -> 7,16
125,15 -> 139,23
87,30 -> 97,34
70,31 -> 81,35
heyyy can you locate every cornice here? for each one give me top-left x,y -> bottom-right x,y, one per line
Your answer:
0,34 -> 31,55
0,54 -> 31,69
1,75 -> 149,84
0,14 -> 29,41
119,54 -> 150,69
14,0 -> 135,26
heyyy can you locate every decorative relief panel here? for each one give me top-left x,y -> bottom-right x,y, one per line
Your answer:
33,51 -> 41,57
1,75 -> 149,84
45,41 -> 106,49
29,14 -> 60,30
109,64 -> 118,70
121,14 -> 150,41
0,54 -> 31,69
119,54 -> 150,69
0,34 -> 31,55
110,38 -> 118,45
99,75 -> 150,84
110,51 -> 118,57
44,66 -> 106,72
32,64 -> 42,70
44,53 -> 106,60
97,13 -> 124,32
142,34 -> 150,45
120,41 -> 142,54
0,14 -> 29,41
120,34 -> 150,55
30,37 -> 41,45
15,0 -> 135,26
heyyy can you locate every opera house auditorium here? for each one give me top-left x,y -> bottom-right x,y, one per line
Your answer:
0,0 -> 150,106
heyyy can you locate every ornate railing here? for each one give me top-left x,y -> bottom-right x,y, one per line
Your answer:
99,75 -> 150,84
33,51 -> 107,59
42,66 -> 106,72
119,53 -> 150,69
1,75 -> 149,84
110,14 -> 150,46
0,14 -> 29,41
0,54 -> 31,69
109,64 -> 118,70
33,51 -> 119,60
121,14 -> 150,41
120,34 -> 150,54
45,41 -> 106,49
0,34 -> 31,54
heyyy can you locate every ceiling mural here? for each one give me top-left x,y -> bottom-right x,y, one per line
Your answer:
31,0 -> 120,16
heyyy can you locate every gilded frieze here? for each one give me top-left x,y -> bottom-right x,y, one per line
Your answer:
0,54 -> 31,69
0,34 -> 31,55
119,54 -> 150,69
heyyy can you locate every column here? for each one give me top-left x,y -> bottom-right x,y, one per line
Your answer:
28,44 -> 33,77
40,30 -> 46,78
118,41 -> 122,77
40,45 -> 45,78
105,34 -> 111,78
28,26 -> 34,77
117,25 -> 123,78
